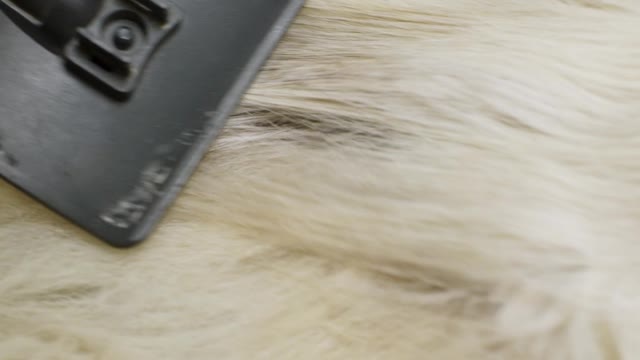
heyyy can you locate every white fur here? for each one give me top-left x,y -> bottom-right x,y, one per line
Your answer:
2,0 -> 640,358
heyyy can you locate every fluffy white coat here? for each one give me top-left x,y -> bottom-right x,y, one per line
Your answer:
2,0 -> 640,358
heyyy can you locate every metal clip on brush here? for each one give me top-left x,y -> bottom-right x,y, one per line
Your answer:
0,0 -> 305,247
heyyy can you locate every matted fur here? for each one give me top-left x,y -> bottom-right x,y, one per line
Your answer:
2,0 -> 640,359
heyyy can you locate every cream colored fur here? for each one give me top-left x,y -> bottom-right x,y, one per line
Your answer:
2,0 -> 640,358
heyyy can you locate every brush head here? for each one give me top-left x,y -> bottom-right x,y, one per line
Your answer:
0,0 -> 305,247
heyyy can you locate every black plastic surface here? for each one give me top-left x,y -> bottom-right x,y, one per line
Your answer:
0,0 -> 305,247
1,0 -> 104,53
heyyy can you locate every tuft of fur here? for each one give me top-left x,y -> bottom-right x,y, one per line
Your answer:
2,0 -> 640,358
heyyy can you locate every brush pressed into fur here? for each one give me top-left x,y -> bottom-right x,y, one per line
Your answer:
2,1 -> 640,359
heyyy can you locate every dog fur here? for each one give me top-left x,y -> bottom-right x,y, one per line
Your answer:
2,0 -> 640,358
